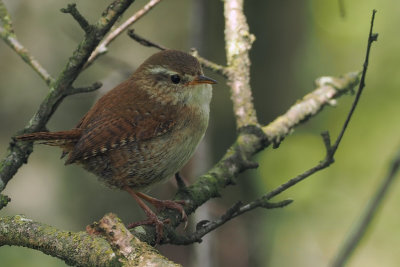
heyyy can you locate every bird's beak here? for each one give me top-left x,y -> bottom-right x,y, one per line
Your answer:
187,75 -> 217,85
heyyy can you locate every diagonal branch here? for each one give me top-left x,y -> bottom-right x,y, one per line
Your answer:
330,10 -> 378,154
169,198 -> 293,245
262,71 -> 360,146
0,1 -> 54,86
127,29 -> 167,50
85,0 -> 165,68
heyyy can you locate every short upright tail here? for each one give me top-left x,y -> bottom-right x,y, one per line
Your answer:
16,129 -> 81,146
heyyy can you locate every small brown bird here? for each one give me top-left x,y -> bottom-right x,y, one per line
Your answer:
17,50 -> 216,242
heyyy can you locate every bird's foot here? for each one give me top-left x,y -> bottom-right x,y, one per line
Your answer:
124,186 -> 188,243
127,211 -> 170,244
135,192 -> 188,227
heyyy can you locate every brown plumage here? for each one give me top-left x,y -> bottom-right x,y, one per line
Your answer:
16,50 -> 217,242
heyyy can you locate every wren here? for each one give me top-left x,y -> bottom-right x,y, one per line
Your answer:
17,50 -> 217,242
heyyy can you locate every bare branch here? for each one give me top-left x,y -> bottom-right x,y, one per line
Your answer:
262,72 -> 360,146
224,0 -> 258,128
189,48 -> 229,77
330,10 -> 387,267
86,0 -> 165,67
0,1 -> 54,86
169,198 -> 293,245
60,3 -> 91,33
66,81 -> 103,95
330,9 -> 378,154
127,29 -> 167,50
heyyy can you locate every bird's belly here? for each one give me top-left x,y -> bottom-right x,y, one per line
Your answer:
82,122 -> 206,191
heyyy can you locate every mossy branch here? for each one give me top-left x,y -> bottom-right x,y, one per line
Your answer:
0,214 -> 179,267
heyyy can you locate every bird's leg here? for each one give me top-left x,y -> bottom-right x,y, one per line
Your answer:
124,186 -> 167,243
135,191 -> 188,227
175,172 -> 187,189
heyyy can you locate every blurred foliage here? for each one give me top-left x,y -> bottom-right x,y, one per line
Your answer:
0,0 -> 399,266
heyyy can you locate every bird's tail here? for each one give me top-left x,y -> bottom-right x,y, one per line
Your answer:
16,129 -> 81,146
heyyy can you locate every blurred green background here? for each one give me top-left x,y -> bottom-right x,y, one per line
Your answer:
1,0 -> 399,266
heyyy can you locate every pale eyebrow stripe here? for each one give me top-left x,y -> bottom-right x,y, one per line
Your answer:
147,65 -> 177,76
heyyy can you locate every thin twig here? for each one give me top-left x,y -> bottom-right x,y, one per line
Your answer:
330,9 -> 378,153
0,1 -> 54,86
60,4 -> 91,33
330,11 -> 386,267
66,82 -> 103,96
127,29 -> 167,50
190,48 -> 229,77
169,198 -> 293,245
85,0 -> 164,68
127,30 -> 229,77
264,9 -> 377,202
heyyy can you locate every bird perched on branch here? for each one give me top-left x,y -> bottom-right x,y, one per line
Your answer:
17,50 -> 217,243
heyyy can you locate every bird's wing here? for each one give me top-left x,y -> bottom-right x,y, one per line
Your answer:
65,81 -> 178,164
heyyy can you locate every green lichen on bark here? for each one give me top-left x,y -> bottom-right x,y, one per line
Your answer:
0,194 -> 10,209
0,215 -> 120,266
0,214 -> 180,266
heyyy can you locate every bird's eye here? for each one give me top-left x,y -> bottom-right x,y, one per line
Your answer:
170,74 -> 181,84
